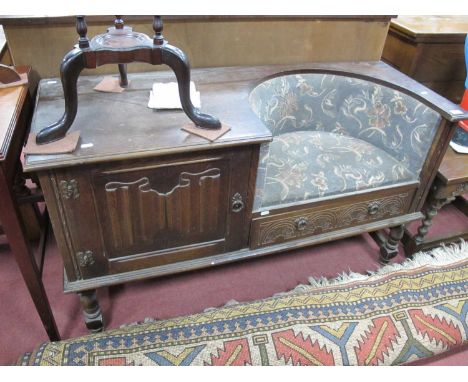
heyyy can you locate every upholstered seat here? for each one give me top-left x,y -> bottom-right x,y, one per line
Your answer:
250,72 -> 442,210
256,131 -> 414,208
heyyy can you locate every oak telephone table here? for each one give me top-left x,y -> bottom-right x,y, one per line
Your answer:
24,14 -> 468,334
25,61 -> 468,332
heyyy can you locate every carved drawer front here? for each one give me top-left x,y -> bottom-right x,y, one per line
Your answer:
250,191 -> 413,249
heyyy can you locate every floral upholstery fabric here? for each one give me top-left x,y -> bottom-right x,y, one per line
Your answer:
250,73 -> 442,209
255,131 -> 414,208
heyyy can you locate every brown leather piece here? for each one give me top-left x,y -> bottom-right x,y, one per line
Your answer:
181,123 -> 231,142
93,76 -> 127,93
0,72 -> 28,89
24,131 -> 80,155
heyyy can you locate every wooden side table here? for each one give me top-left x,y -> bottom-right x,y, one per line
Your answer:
0,66 -> 60,341
382,15 -> 468,103
403,147 -> 468,255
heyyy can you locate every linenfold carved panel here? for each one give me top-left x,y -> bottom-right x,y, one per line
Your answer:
101,168 -> 222,255
255,193 -> 409,247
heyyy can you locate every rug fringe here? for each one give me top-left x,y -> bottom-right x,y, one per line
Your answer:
276,239 -> 468,297
211,240 -> 468,308
123,240 -> 468,319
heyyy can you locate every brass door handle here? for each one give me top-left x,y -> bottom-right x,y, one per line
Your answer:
232,193 -> 244,212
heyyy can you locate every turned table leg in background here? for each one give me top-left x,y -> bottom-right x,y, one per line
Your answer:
412,195 -> 456,249
0,170 -> 60,342
402,176 -> 468,257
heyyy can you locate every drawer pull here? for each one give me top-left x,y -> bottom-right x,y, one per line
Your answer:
368,203 -> 380,215
232,193 -> 244,212
294,217 -> 309,231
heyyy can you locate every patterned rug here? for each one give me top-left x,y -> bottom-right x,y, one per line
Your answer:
18,243 -> 468,366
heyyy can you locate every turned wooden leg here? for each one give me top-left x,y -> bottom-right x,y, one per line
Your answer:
379,225 -> 405,264
402,194 -> 456,257
161,44 -> 221,130
79,290 -> 104,333
118,63 -> 128,88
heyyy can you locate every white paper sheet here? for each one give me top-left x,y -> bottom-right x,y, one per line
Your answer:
148,81 -> 201,109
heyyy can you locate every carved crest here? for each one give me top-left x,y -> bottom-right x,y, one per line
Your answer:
77,251 -> 95,267
60,179 -> 79,200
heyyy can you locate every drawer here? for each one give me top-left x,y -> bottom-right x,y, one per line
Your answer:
250,189 -> 415,249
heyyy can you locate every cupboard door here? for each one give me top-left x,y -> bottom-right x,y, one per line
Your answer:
45,146 -> 257,281
92,159 -> 230,260
85,147 -> 255,275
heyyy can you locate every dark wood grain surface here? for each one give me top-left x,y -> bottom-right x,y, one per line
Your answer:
25,67 -> 273,171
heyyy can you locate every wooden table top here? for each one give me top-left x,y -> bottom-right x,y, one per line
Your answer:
391,15 -> 468,43
25,65 -> 278,172
24,61 -> 468,172
438,147 -> 468,185
0,66 -> 30,162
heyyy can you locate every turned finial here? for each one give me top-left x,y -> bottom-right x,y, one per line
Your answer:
115,15 -> 124,30
153,16 -> 164,45
76,16 -> 89,48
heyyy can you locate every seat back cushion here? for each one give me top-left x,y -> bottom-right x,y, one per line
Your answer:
249,73 -> 442,176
